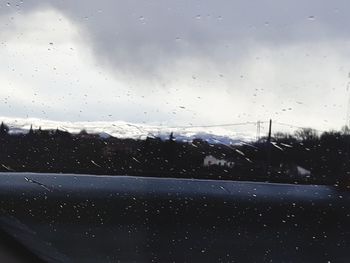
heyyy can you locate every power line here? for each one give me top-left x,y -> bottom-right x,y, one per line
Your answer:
160,120 -> 328,134
167,121 -> 259,129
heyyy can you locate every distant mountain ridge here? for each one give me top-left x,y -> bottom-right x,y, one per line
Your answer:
1,117 -> 255,145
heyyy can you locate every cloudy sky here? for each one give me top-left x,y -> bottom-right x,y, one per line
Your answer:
1,0 -> 350,133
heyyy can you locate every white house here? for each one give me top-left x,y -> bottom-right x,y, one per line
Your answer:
297,166 -> 311,177
203,155 -> 235,168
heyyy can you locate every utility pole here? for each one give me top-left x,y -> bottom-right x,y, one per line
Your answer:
346,75 -> 350,133
256,121 -> 261,141
267,119 -> 272,143
266,119 -> 272,177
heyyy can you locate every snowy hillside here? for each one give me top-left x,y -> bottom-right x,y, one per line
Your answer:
0,117 -> 256,145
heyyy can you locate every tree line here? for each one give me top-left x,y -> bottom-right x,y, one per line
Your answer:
0,122 -> 349,187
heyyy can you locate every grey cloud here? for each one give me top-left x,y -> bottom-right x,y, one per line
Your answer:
2,0 -> 350,76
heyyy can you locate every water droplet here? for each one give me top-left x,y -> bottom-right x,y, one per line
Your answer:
195,15 -> 201,20
308,16 -> 315,21
6,2 -> 10,7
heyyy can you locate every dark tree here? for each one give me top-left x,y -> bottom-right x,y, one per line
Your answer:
0,122 -> 9,136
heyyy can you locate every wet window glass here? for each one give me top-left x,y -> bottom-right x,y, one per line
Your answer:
0,1 -> 349,262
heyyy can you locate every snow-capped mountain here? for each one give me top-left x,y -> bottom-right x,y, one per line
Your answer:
1,117 -> 256,145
